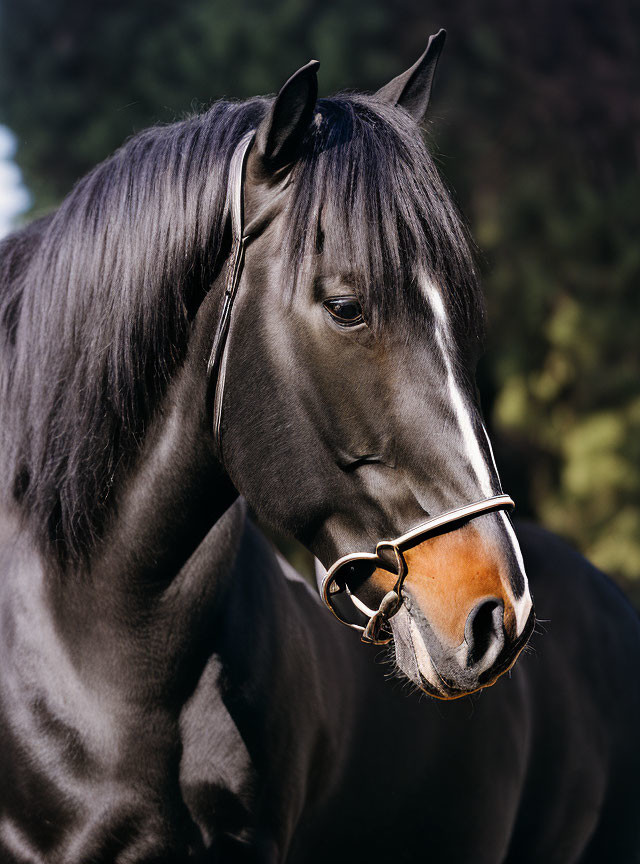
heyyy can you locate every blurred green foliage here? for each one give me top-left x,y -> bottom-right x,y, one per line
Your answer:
1,0 -> 638,600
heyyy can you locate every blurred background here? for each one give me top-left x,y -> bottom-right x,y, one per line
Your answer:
0,0 -> 638,604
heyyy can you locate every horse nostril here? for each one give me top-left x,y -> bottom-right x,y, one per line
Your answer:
464,598 -> 504,668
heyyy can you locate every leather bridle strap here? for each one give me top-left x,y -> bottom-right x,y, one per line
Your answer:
207,131 -> 256,456
208,138 -> 516,648
321,493 -> 515,645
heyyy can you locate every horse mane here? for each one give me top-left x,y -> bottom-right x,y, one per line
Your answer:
0,92 -> 482,570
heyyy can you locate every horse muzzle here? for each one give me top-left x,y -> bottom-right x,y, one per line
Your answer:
321,494 -> 516,644
321,494 -> 534,696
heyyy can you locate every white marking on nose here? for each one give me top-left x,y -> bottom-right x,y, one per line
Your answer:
422,277 -> 495,498
498,510 -> 532,634
481,405 -> 531,630
408,615 -> 439,683
421,274 -> 533,635
480,420 -> 500,477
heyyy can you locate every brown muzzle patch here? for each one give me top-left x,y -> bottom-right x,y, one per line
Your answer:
367,521 -> 515,647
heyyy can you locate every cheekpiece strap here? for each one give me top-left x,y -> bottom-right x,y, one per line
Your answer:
207,131 -> 256,456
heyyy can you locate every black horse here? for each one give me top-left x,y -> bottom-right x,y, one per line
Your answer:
0,31 -> 638,863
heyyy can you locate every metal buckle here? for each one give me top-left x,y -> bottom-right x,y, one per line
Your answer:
321,494 -> 515,645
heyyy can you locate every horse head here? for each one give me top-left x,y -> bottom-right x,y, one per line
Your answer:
201,32 -> 534,698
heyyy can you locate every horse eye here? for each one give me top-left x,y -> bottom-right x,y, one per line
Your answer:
323,297 -> 364,326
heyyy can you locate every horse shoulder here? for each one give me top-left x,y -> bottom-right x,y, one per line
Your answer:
178,517 -> 362,861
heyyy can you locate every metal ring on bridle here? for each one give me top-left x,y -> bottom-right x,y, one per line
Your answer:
321,494 -> 515,645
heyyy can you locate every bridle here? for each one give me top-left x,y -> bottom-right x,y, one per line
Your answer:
207,130 -> 256,454
207,132 -> 517,646
320,494 -> 515,644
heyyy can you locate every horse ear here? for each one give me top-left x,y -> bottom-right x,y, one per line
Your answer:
253,59 -> 319,175
375,29 -> 446,123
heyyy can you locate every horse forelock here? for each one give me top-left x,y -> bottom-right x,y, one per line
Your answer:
282,94 -> 485,347
0,89 -> 483,570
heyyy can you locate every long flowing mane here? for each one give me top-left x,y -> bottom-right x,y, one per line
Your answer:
0,93 -> 481,569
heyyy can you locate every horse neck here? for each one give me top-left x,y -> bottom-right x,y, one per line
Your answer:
1,334 -> 232,693
1,490 -> 360,846
1,275 -> 364,837
3,318 -> 359,721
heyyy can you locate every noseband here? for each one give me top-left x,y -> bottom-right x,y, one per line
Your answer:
208,134 -> 516,646
321,494 -> 515,644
